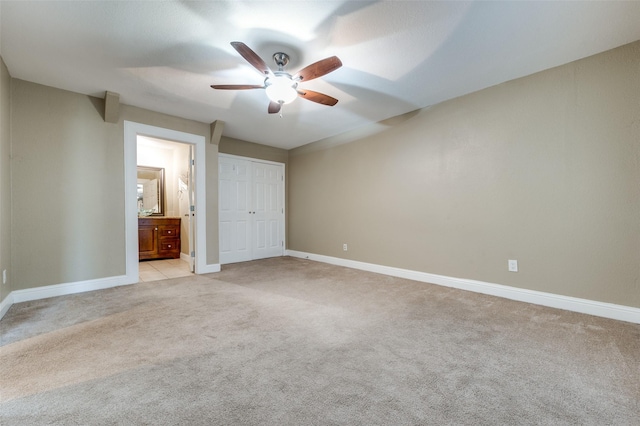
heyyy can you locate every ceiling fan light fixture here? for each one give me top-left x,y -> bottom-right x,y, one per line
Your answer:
265,75 -> 298,104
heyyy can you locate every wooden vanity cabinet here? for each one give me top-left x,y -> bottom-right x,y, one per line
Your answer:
138,217 -> 181,260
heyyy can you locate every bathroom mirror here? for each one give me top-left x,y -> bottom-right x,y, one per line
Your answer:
137,166 -> 165,216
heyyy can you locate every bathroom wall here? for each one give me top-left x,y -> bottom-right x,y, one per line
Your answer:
137,136 -> 191,255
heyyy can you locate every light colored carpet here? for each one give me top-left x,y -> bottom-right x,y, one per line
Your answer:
1,257 -> 638,425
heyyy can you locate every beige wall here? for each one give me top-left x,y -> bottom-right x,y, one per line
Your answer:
10,80 -> 217,291
219,136 -> 289,164
289,41 -> 640,308
0,57 -> 11,304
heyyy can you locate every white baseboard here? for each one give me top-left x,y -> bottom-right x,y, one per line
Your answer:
0,292 -> 14,320
0,262 -> 222,321
196,263 -> 221,274
12,274 -> 134,305
3,254 -> 635,324
172,253 -> 221,274
0,274 -> 135,321
286,250 -> 640,324
179,254 -> 221,274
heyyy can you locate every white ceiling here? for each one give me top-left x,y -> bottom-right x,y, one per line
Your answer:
2,1 -> 639,150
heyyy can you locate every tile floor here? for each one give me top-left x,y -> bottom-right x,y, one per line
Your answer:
138,258 -> 193,282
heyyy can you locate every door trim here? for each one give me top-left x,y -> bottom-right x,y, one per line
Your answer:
124,121 -> 210,284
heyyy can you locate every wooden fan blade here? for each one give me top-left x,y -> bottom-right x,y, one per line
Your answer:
210,84 -> 264,90
298,89 -> 339,106
295,56 -> 342,82
268,101 -> 281,114
231,41 -> 272,76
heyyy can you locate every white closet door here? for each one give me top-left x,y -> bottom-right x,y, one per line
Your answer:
219,155 -> 284,264
219,156 -> 252,264
252,162 -> 284,260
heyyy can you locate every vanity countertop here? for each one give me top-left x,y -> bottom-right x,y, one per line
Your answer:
138,216 -> 182,219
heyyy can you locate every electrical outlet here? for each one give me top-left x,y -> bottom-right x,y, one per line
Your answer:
508,260 -> 518,272
343,244 -> 348,251
2,269 -> 6,284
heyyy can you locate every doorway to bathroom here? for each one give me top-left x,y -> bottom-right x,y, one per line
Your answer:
124,122 -> 208,285
137,136 -> 195,281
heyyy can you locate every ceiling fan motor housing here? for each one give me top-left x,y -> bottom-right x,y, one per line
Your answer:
272,52 -> 290,69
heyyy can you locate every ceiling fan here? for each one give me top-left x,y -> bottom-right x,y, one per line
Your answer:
211,41 -> 342,115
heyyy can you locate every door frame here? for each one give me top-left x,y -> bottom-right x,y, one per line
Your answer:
124,121 -> 208,283
218,153 -> 286,264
